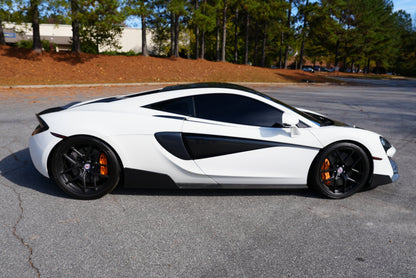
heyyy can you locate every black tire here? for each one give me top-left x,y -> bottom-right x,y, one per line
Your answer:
50,136 -> 121,199
309,142 -> 371,199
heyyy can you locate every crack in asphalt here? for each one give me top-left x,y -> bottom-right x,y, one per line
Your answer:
1,177 -> 41,277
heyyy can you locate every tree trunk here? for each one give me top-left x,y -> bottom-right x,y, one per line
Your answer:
195,25 -> 199,58
244,12 -> 249,65
174,14 -> 179,57
283,0 -> 292,69
284,45 -> 289,69
30,0 -> 42,52
221,0 -> 227,62
253,23 -> 258,66
71,0 -> 81,52
201,0 -> 206,59
234,7 -> 238,64
0,20 -> 6,45
279,32 -> 283,68
261,23 -> 267,67
195,0 -> 199,59
334,39 -> 340,67
343,54 -> 347,70
299,36 -> 305,70
201,31 -> 205,59
170,12 -> 174,56
216,15 -> 220,61
141,16 -> 148,56
299,0 -> 309,70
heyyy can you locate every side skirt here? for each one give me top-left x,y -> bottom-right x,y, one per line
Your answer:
178,183 -> 307,189
123,168 -> 308,190
123,168 -> 178,189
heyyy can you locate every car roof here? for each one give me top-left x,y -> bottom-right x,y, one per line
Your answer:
81,83 -> 262,105
160,82 -> 259,94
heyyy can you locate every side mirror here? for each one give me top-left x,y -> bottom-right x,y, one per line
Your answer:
282,112 -> 299,127
282,113 -> 300,137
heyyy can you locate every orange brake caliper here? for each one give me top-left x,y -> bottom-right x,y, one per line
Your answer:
321,158 -> 331,186
99,153 -> 108,175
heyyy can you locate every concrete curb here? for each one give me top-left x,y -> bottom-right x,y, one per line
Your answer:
0,82 -> 339,89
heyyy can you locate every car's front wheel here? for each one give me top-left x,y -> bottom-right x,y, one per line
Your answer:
309,142 -> 371,199
50,136 -> 121,199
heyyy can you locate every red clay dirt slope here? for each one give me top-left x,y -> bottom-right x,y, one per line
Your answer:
0,45 -> 333,86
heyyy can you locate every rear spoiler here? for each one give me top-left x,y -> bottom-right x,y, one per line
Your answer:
38,101 -> 81,115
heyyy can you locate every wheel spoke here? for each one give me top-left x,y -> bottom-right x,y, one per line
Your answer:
344,150 -> 355,164
93,174 -> 98,190
85,145 -> 94,157
71,146 -> 84,157
343,176 -> 348,192
82,173 -> 87,193
60,165 -> 79,175
91,171 -> 109,178
63,153 -> 78,166
334,150 -> 344,164
65,175 -> 79,184
351,157 -> 362,168
346,176 -> 358,184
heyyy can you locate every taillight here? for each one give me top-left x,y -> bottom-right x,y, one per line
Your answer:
32,115 -> 49,135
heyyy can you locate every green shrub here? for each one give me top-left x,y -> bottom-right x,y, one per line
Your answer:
101,50 -> 139,56
17,39 -> 56,51
42,40 -> 56,52
16,40 -> 33,49
81,40 -> 99,54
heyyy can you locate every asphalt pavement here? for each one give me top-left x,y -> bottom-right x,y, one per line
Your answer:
0,80 -> 415,277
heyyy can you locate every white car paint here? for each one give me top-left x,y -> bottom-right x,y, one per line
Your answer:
29,83 -> 398,197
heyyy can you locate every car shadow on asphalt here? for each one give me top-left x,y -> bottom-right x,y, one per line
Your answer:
1,148 -> 325,200
111,186 -> 324,199
0,148 -> 67,198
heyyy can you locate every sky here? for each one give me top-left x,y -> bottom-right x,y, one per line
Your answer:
393,0 -> 416,14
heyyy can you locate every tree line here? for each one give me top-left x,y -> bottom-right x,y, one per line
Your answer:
1,0 -> 415,75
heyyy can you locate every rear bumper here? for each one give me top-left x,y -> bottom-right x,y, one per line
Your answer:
29,131 -> 61,178
371,158 -> 399,187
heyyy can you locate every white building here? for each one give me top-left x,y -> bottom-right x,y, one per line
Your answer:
4,22 -> 153,53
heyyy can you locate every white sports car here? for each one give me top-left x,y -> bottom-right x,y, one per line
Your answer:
29,83 -> 398,199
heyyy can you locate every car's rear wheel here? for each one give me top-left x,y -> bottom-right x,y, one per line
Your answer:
309,142 -> 370,199
50,136 -> 121,199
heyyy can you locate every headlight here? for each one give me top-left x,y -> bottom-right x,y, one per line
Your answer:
32,115 -> 49,135
380,136 -> 392,152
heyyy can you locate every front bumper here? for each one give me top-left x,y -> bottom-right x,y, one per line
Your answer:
371,158 -> 399,187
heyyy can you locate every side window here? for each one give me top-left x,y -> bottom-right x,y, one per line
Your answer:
194,94 -> 283,127
146,96 -> 195,116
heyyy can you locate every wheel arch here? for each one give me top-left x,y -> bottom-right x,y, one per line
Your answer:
307,139 -> 374,186
47,134 -> 125,183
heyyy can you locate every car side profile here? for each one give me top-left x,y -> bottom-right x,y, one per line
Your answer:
29,83 -> 398,199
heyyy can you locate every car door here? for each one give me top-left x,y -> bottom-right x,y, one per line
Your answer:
182,93 -> 322,186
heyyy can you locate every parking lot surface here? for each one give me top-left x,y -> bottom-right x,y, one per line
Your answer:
1,81 -> 415,277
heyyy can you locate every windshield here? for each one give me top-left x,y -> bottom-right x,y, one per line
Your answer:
254,91 -> 334,126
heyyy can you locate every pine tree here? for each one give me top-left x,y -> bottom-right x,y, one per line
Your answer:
125,0 -> 153,56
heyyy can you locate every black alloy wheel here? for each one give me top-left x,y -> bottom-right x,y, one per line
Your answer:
50,136 -> 121,199
309,142 -> 371,199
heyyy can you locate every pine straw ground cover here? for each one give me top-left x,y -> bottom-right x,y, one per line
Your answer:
1,45 -> 336,86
